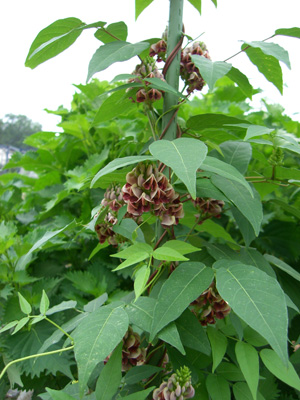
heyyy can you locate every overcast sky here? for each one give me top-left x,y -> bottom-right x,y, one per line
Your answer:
1,0 -> 300,131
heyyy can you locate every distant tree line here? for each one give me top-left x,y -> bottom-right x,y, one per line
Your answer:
0,114 -> 42,149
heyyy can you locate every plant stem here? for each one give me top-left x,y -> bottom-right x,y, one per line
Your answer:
0,345 -> 74,381
161,0 -> 184,141
45,317 -> 74,344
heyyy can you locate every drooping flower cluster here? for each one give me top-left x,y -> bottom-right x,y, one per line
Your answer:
180,42 -> 211,94
105,327 -> 146,371
129,59 -> 165,103
191,281 -> 231,326
95,184 -> 125,246
192,197 -> 225,222
153,366 -> 195,400
122,162 -> 184,228
121,326 -> 147,371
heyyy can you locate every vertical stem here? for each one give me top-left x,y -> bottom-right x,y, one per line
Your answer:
162,0 -> 184,141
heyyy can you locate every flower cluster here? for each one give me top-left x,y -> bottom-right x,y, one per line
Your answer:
150,39 -> 167,62
153,366 -> 195,400
105,327 -> 146,371
192,197 -> 225,222
129,59 -> 165,103
95,184 -> 125,246
121,326 -> 147,371
122,162 -> 184,228
191,281 -> 231,326
180,42 -> 211,94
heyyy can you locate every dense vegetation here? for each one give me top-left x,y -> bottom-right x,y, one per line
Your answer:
0,1 -> 300,399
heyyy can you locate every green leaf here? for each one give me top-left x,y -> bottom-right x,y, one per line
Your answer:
160,240 -> 200,256
212,176 -> 262,235
124,365 -> 162,385
91,155 -> 156,188
226,67 -> 253,98
84,294 -> 108,313
243,41 -> 291,69
18,292 -> 32,314
145,77 -> 184,98
152,247 -> 189,261
30,315 -> 46,325
95,21 -> 128,43
111,243 -> 152,271
0,320 -> 19,333
134,265 -> 150,300
88,242 -> 109,261
187,0 -> 201,14
126,297 -> 155,332
135,0 -> 154,19
260,349 -> 300,391
215,362 -> 245,381
25,18 -> 86,68
196,219 -> 237,244
201,156 -> 253,196
149,138 -> 208,199
244,125 -> 274,141
46,300 -> 77,316
207,327 -> 227,372
16,221 -> 76,271
150,262 -> 214,340
240,248 -> 276,278
46,388 -> 77,400
73,303 -> 129,397
121,387 -> 156,400
159,322 -> 186,355
269,199 -> 300,219
176,309 -> 211,355
12,317 -> 30,334
219,141 -> 252,175
275,27 -> 300,38
264,254 -> 300,282
215,263 -> 288,364
95,342 -> 122,400
39,290 -> 50,315
196,178 -> 228,200
206,375 -> 231,400
93,90 -> 135,125
243,45 -> 283,94
87,41 -> 149,81
235,341 -> 259,400
113,219 -> 145,243
187,113 -> 247,132
233,383 -> 265,400
191,55 -> 232,89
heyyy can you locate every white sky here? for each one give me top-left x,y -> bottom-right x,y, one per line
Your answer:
1,0 -> 300,131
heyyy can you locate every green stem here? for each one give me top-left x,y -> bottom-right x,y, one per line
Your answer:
184,215 -> 202,242
0,345 -> 74,381
161,0 -> 184,141
45,317 -> 74,344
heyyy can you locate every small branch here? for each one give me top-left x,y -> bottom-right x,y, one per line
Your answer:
0,346 -> 74,381
153,229 -> 168,250
45,317 -> 74,344
159,108 -> 179,140
184,215 -> 202,242
223,33 -> 276,63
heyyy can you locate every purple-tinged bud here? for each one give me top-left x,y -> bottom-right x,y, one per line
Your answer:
175,385 -> 182,397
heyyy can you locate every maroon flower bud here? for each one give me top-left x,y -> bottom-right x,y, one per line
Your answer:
191,281 -> 231,325
148,88 -> 162,101
136,89 -> 148,103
